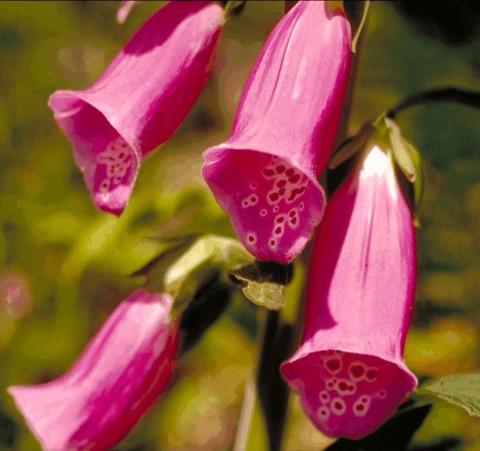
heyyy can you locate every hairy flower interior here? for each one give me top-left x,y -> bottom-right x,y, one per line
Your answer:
285,350 -> 415,439
203,149 -> 324,262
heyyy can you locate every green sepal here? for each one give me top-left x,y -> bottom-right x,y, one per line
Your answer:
136,234 -> 253,316
404,139 -> 424,210
385,117 -> 416,182
329,122 -> 374,170
385,117 -> 424,210
222,0 -> 247,22
230,261 -> 293,311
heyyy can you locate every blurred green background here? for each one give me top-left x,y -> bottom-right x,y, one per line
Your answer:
0,1 -> 479,450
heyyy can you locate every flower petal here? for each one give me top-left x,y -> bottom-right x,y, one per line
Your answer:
202,1 -> 351,262
203,148 -> 325,263
9,289 -> 179,451
50,1 -> 224,214
281,147 -> 417,439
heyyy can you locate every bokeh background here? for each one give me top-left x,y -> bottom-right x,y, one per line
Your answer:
1,1 -> 480,450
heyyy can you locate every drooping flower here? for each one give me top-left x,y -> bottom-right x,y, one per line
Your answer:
281,145 -> 418,439
202,1 -> 351,263
50,1 -> 224,215
9,289 -> 179,451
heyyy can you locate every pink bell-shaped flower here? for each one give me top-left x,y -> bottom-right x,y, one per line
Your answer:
49,1 -> 223,215
281,146 -> 418,439
8,289 -> 179,451
202,1 -> 351,263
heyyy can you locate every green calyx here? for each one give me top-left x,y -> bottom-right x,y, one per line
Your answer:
136,234 -> 253,316
383,117 -> 424,210
222,0 -> 247,23
330,116 -> 424,211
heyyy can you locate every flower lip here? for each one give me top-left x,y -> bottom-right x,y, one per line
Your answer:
203,145 -> 325,263
49,0 -> 224,215
281,349 -> 417,440
49,91 -> 142,216
281,142 -> 418,439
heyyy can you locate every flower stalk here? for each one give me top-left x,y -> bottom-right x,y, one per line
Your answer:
386,87 -> 480,118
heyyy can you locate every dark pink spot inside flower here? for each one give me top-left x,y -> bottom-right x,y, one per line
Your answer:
366,369 -> 378,381
281,350 -> 417,440
202,150 -> 325,263
290,174 -> 300,183
326,359 -> 340,372
286,168 -> 294,177
276,165 -> 286,173
350,365 -> 364,378
288,189 -> 303,202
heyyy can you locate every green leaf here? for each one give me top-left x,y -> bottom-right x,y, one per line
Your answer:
419,372 -> 480,417
230,261 -> 293,311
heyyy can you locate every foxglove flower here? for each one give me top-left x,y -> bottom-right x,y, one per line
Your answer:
281,146 -> 418,439
9,289 -> 179,451
50,1 -> 224,215
202,1 -> 351,263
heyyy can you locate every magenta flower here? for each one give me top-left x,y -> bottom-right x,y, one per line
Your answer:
202,1 -> 351,263
281,146 -> 418,439
50,1 -> 223,215
8,289 -> 179,451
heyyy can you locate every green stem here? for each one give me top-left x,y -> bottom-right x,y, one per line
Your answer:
256,311 -> 292,451
233,310 -> 291,451
351,1 -> 370,53
386,87 -> 480,119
